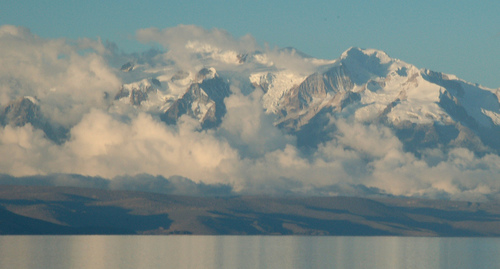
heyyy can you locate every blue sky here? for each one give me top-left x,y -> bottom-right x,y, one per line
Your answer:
1,0 -> 499,88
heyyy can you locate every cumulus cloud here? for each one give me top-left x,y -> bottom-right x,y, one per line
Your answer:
135,25 -> 258,71
61,111 -> 239,184
136,25 -> 258,53
0,124 -> 51,175
0,25 -> 121,127
1,25 -> 500,201
218,87 -> 295,158
1,100 -> 500,201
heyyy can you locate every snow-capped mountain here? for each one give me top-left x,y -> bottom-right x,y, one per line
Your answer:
4,24 -> 500,199
2,43 -> 498,157
103,45 -> 500,156
249,47 -> 500,154
3,23 -> 500,199
161,67 -> 231,128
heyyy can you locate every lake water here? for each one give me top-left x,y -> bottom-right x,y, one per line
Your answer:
0,236 -> 498,269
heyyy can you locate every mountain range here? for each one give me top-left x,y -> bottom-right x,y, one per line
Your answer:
5,47 -> 498,154
0,27 -> 499,200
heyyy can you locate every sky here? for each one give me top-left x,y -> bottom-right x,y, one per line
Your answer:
1,0 -> 499,88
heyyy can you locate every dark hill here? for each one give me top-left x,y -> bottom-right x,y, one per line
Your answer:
1,185 -> 500,236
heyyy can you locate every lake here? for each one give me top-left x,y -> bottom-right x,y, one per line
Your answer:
0,236 -> 498,269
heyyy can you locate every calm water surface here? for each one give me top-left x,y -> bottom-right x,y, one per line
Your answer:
0,236 -> 499,269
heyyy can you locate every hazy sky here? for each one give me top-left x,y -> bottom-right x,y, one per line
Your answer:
1,0 -> 499,88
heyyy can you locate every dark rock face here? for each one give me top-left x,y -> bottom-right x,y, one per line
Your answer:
161,70 -> 230,128
0,97 -> 68,143
198,74 -> 231,126
114,87 -> 130,100
130,89 -> 148,106
1,97 -> 42,127
170,71 -> 189,82
161,83 -> 216,125
114,78 -> 159,106
120,62 -> 134,72
151,78 -> 161,87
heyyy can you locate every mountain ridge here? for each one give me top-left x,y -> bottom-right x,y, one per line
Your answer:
1,185 -> 500,236
1,34 -> 499,199
5,46 -> 497,151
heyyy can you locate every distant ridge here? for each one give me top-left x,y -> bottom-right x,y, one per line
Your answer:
1,185 -> 500,236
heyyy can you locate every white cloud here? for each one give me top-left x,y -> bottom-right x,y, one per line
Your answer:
0,123 -> 59,176
218,87 -> 295,158
136,25 -> 258,54
1,104 -> 500,200
61,111 -> 239,183
135,25 -> 259,71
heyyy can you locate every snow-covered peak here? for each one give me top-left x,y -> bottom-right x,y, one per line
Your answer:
250,71 -> 308,113
110,43 -> 500,157
340,47 -> 392,64
338,47 -> 415,85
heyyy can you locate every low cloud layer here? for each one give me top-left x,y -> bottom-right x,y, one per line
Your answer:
1,25 -> 500,201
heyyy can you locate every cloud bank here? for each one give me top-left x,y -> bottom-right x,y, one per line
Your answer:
1,25 -> 499,201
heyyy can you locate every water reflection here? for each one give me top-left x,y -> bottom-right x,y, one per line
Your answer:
0,236 -> 499,269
